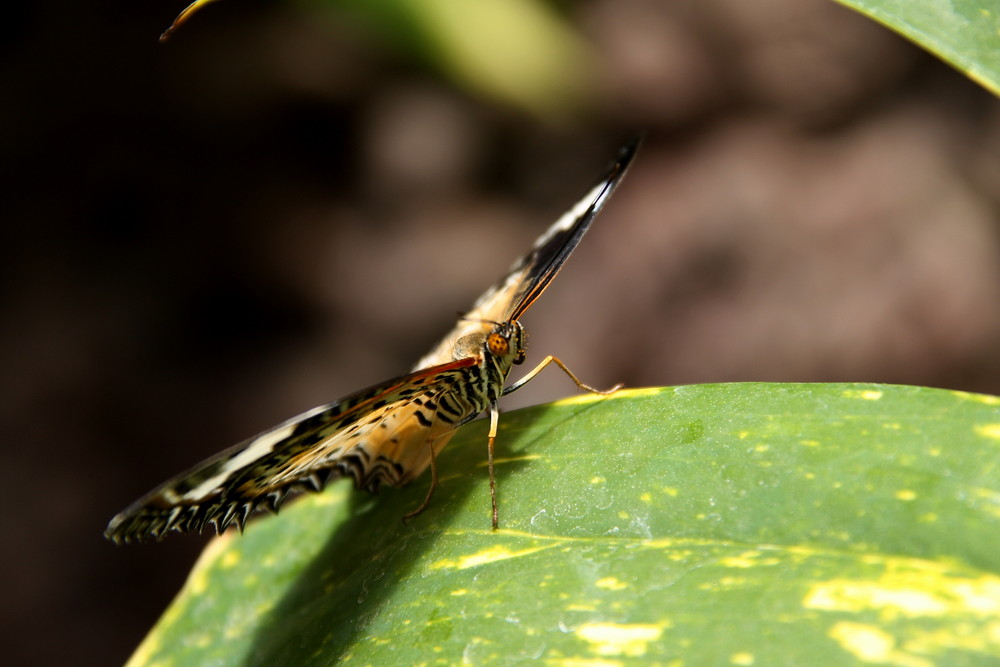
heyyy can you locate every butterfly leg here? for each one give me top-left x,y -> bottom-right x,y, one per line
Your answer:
487,400 -> 502,529
402,438 -> 439,523
502,355 -> 622,397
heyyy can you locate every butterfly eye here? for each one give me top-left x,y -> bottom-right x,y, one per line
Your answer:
486,332 -> 510,357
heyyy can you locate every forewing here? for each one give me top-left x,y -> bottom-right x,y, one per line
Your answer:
413,137 -> 640,369
498,137 -> 640,322
104,357 -> 478,544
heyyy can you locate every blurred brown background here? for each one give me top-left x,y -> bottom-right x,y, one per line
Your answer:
3,0 -> 999,665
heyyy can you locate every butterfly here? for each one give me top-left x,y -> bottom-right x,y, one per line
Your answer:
104,137 -> 640,544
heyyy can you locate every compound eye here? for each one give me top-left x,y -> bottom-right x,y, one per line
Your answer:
486,332 -> 510,357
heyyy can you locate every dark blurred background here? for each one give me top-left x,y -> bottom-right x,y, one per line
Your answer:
3,0 -> 999,665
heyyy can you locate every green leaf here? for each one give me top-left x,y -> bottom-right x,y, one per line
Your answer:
310,0 -> 597,116
125,383 -> 1000,666
836,0 -> 1000,95
164,0 -> 597,115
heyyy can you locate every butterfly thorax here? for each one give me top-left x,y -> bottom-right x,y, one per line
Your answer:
448,320 -> 526,406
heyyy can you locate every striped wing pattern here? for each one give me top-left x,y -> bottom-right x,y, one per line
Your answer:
105,359 -> 481,543
105,138 -> 639,544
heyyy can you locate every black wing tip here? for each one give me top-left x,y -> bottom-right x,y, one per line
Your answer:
604,133 -> 644,186
581,132 -> 644,225
589,132 -> 644,219
619,132 -> 645,161
581,133 -> 644,215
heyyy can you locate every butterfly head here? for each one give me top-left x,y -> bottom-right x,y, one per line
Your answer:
450,319 -> 526,368
487,321 -> 526,365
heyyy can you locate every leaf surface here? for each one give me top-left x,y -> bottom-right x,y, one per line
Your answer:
125,383 -> 1000,666
837,0 -> 1000,94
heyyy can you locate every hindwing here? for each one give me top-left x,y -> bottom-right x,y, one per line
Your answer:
104,358 -> 478,543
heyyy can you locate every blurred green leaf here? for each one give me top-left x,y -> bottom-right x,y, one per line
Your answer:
313,0 -> 598,115
836,0 -> 1000,95
165,0 -> 598,114
125,383 -> 1000,666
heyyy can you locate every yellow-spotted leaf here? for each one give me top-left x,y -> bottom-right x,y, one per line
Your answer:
126,383 -> 1000,666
